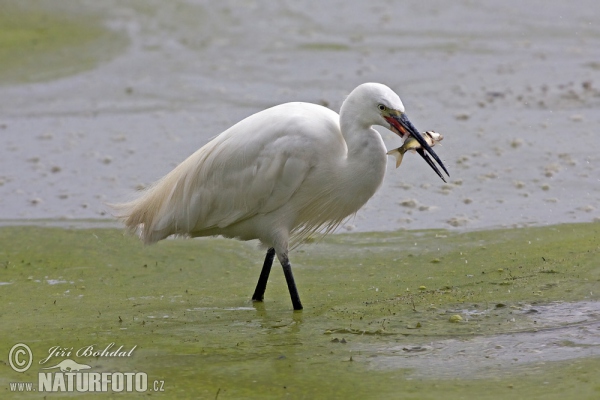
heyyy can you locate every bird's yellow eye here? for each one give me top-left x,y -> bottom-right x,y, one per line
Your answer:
378,104 -> 386,111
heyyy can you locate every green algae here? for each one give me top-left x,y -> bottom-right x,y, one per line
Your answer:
0,223 -> 599,398
0,2 -> 127,84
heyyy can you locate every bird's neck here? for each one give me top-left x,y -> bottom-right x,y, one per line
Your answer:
339,108 -> 387,161
339,96 -> 386,159
338,115 -> 387,204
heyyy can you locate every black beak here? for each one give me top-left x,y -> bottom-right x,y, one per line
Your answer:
388,114 -> 449,181
416,148 -> 446,182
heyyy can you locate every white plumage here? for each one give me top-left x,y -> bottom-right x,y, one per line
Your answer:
113,82 -> 448,310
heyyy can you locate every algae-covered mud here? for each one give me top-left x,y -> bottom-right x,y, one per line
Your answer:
0,2 -> 127,84
1,223 -> 598,398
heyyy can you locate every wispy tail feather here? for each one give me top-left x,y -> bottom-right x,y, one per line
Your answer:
110,164 -> 192,244
109,183 -> 170,244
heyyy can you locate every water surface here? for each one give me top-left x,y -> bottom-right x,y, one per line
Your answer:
1,0 -> 599,231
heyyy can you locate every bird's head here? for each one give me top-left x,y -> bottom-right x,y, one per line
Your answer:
347,83 -> 449,181
380,103 -> 449,182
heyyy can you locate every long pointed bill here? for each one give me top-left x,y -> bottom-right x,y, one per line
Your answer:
386,114 -> 449,180
416,148 -> 445,182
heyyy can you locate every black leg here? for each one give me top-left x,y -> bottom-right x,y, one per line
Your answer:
252,248 -> 275,302
280,254 -> 303,311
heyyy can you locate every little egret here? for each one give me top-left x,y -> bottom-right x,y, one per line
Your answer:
113,83 -> 448,310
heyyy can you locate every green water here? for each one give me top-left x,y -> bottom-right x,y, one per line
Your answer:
0,223 -> 599,398
0,2 -> 127,84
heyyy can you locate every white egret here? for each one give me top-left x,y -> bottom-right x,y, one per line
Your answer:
112,83 -> 448,310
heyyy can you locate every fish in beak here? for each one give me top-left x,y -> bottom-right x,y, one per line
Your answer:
385,113 -> 449,181
387,130 -> 443,169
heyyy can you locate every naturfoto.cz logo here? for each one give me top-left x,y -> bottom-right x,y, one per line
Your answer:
7,343 -> 165,393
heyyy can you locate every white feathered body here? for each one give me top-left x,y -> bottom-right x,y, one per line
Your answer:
114,101 -> 388,250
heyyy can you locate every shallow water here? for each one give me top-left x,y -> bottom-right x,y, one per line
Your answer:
1,1 -> 600,398
0,0 -> 599,231
363,301 -> 600,379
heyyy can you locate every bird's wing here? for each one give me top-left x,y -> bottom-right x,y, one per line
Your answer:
193,139 -> 313,230
139,103 -> 339,241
